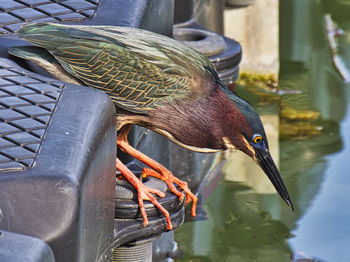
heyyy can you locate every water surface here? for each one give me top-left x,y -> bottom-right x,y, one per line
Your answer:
174,1 -> 350,261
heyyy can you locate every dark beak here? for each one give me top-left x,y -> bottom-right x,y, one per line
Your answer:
255,147 -> 294,211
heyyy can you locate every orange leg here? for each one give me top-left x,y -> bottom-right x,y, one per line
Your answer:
116,158 -> 172,230
117,125 -> 198,218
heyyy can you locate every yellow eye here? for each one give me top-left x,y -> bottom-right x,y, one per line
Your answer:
253,135 -> 262,143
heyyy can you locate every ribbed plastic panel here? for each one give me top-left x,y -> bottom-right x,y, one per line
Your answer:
0,0 -> 101,34
0,59 -> 63,171
0,58 -> 116,262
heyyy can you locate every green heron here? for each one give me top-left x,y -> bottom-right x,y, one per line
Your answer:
10,23 -> 293,230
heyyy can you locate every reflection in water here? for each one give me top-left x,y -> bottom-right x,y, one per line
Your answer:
174,0 -> 350,261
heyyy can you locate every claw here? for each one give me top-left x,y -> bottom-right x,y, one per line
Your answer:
142,167 -> 197,216
137,183 -> 172,230
116,158 -> 173,230
117,124 -> 198,229
142,168 -> 185,202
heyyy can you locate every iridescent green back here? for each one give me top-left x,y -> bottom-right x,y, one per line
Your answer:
18,23 -> 216,114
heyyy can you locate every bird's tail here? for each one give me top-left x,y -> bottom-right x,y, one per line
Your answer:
8,45 -> 82,85
9,46 -> 52,61
17,23 -> 123,50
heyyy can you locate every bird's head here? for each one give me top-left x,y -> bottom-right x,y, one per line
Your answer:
218,87 -> 294,211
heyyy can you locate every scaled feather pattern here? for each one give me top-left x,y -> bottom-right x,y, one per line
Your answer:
16,23 -> 216,114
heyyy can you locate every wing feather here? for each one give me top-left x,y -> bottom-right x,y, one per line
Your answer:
18,23 -> 216,114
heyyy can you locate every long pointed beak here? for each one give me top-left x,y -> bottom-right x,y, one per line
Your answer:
255,148 -> 294,211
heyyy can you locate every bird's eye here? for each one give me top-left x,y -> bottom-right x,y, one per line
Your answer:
253,135 -> 263,144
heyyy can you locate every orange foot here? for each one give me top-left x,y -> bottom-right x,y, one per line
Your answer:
142,167 -> 197,217
116,158 -> 173,230
117,125 -> 198,229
